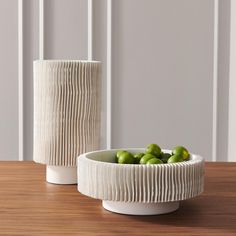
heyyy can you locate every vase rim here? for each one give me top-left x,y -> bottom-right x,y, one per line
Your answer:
34,59 -> 101,63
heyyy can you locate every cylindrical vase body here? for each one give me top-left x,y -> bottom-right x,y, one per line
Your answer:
33,60 -> 101,183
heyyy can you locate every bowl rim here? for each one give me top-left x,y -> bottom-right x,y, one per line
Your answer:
78,148 -> 204,167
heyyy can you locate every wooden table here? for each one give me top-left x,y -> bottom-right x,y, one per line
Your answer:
0,162 -> 235,235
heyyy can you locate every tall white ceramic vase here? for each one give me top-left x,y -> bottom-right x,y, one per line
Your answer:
33,60 -> 101,184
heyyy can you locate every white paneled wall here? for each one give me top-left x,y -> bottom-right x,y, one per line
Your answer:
44,0 -> 88,60
0,0 -> 18,160
0,0 -> 233,161
228,0 -> 236,162
23,0 -> 39,161
217,0 -> 231,161
111,0 -> 214,161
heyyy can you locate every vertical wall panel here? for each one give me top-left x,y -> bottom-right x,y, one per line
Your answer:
112,0 -> 214,160
0,0 -> 18,160
44,0 -> 87,59
23,0 -> 39,160
228,0 -> 236,162
18,0 -> 23,161
217,0 -> 230,161
93,0 -> 107,149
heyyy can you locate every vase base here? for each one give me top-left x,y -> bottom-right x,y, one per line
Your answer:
102,200 -> 180,215
46,165 -> 77,184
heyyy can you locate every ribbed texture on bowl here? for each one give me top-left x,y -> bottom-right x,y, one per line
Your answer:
33,60 -> 101,166
78,150 -> 204,203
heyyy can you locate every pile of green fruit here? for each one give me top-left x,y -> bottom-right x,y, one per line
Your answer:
116,144 -> 190,164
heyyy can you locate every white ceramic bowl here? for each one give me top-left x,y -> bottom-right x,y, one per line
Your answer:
77,149 -> 204,215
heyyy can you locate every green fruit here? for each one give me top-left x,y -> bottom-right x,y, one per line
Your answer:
140,154 -> 156,164
146,158 -> 163,164
118,152 -> 135,164
160,152 -> 171,163
167,154 -> 184,163
116,150 -> 127,158
146,144 -> 161,157
116,150 -> 126,162
134,152 -> 145,159
134,153 -> 145,164
172,146 -> 189,160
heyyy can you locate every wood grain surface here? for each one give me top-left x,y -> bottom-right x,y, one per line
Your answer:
0,162 -> 235,236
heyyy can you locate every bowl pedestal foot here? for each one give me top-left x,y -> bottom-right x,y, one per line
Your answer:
102,200 -> 180,215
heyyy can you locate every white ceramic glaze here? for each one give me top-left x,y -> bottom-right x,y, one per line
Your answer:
102,200 -> 180,215
33,60 -> 101,167
46,165 -> 77,184
33,60 -> 101,184
77,148 -> 204,215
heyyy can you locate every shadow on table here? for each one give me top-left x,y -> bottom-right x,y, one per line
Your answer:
124,195 -> 236,233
